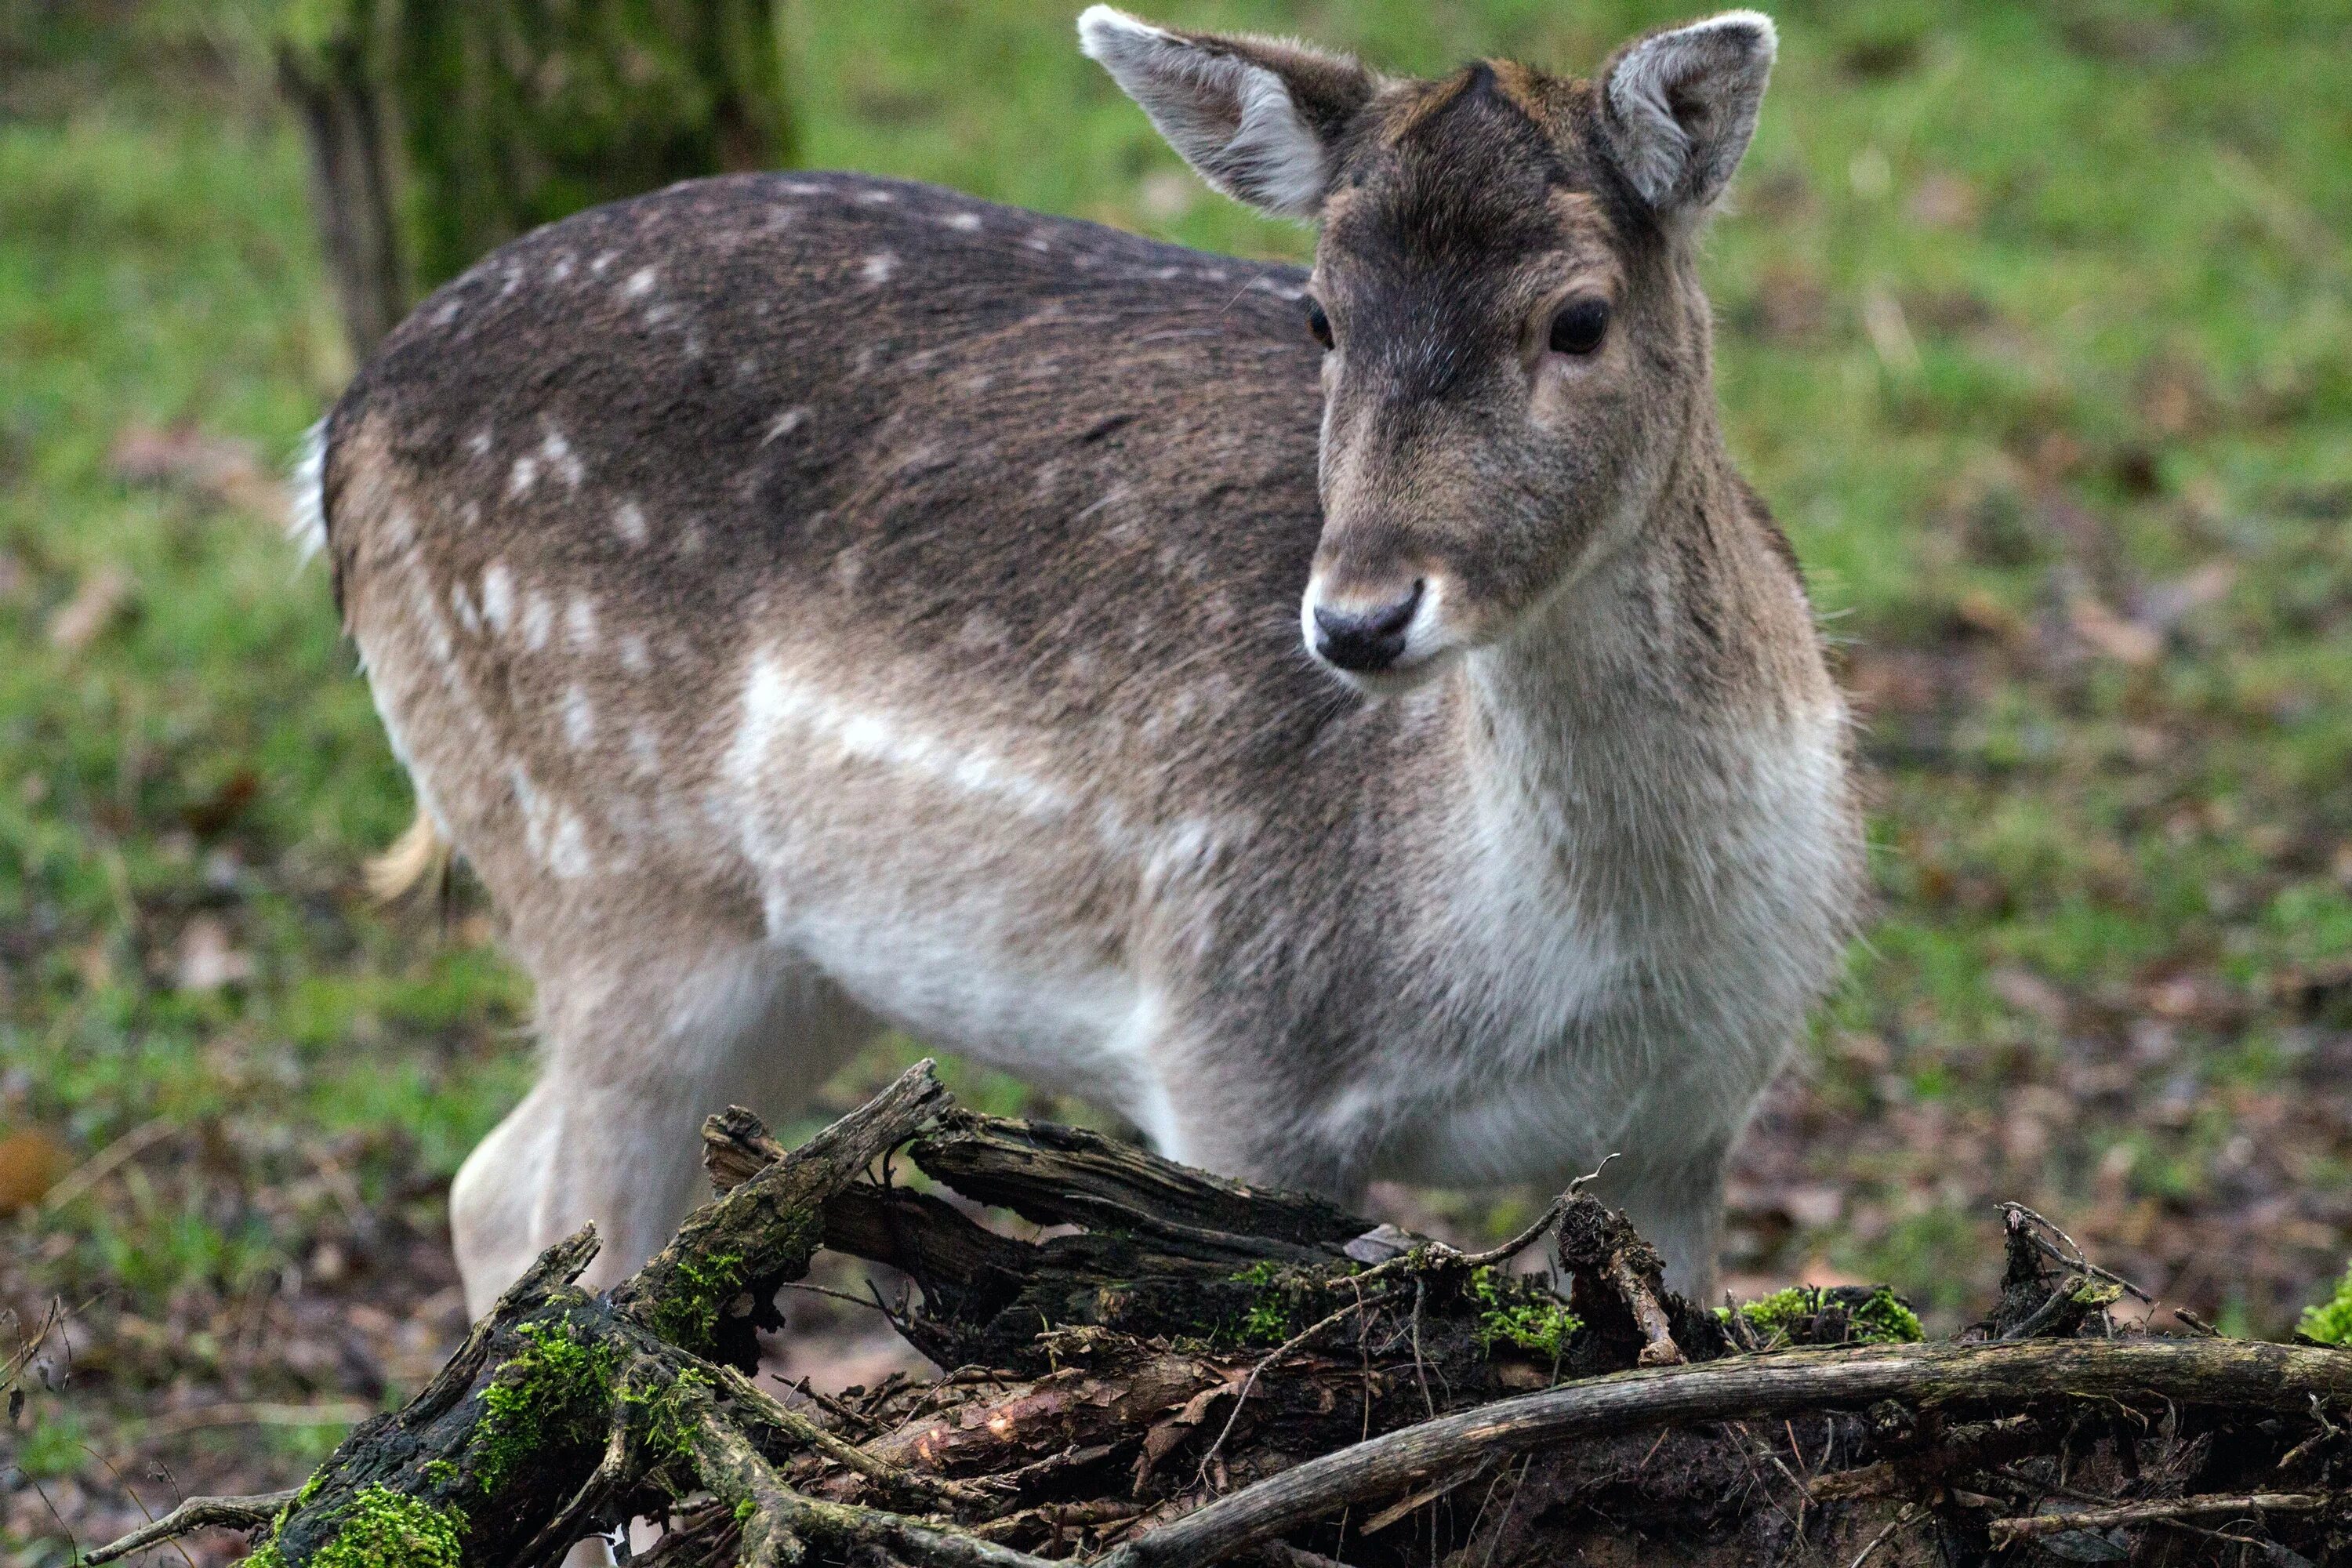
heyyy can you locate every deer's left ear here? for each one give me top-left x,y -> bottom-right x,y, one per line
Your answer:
1080,6 -> 1376,220
1598,11 -> 1777,216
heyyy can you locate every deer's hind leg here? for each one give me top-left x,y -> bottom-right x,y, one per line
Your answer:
449,910 -> 877,1316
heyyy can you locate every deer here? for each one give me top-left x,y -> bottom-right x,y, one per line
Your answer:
297,5 -> 1862,1322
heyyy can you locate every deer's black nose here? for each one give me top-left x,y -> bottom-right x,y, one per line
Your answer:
1312,580 -> 1424,673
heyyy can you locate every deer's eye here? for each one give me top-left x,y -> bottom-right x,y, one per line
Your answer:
1548,298 -> 1610,356
1305,297 -> 1334,351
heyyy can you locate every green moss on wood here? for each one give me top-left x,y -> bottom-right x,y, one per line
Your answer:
308,1486 -> 466,1568
245,1485 -> 465,1568
1469,1267 -> 1581,1359
628,1364 -> 714,1472
1724,1285 -> 1923,1347
2298,1261 -> 2352,1345
471,1312 -> 618,1493
1222,1259 -> 1331,1347
642,1247 -> 749,1353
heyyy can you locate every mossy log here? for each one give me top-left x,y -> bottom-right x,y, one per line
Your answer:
93,1064 -> 2352,1567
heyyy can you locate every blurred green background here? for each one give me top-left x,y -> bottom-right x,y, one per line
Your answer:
5,1 -> 2352,1559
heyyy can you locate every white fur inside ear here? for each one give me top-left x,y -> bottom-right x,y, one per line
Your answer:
1079,5 -> 1331,218
1604,9 -> 1777,211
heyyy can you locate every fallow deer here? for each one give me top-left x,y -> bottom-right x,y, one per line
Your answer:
298,6 -> 1862,1316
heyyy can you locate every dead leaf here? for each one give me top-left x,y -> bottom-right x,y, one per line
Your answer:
0,1128 -> 66,1215
108,423 -> 276,515
47,564 -> 132,651
2068,593 -> 2161,666
1991,965 -> 2071,1026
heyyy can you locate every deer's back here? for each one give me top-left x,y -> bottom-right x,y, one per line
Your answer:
325,175 -> 1425,957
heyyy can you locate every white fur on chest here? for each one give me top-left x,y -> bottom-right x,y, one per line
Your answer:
1342,693 -> 1854,1188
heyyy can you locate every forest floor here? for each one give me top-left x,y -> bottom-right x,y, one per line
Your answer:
5,2 -> 2352,1563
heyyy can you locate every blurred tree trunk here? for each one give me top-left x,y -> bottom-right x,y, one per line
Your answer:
278,0 -> 799,365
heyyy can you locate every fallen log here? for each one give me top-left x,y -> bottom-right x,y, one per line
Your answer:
93,1062 -> 2352,1567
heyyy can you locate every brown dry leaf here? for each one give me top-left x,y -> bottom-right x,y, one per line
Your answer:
108,423 -> 277,515
47,564 -> 132,651
1991,964 -> 2071,1026
2068,593 -> 2161,666
0,1127 -> 67,1215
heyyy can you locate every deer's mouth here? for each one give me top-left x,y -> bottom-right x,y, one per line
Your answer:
1299,572 -> 1468,693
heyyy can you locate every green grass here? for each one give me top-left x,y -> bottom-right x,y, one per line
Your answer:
5,2 -> 2352,1555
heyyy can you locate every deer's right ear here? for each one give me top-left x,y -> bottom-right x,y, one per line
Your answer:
1598,11 -> 1777,217
1080,6 -> 1374,220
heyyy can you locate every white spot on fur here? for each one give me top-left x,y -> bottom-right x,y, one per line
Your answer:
614,499 -> 649,547
860,252 -> 898,286
630,726 -> 662,772
550,254 -> 575,283
619,632 -> 652,674
761,408 -> 807,447
942,211 -> 982,232
590,249 -> 618,275
726,652 -> 1071,822
855,187 -> 897,205
1024,233 -> 1052,252
451,580 -> 480,633
508,764 -> 593,879
431,296 -> 464,326
521,589 -> 554,652
542,428 -> 584,488
508,454 -> 539,496
957,611 -> 1008,652
562,684 -> 596,748
564,594 -> 598,650
480,561 -> 514,635
469,429 -> 493,457
622,266 -> 659,299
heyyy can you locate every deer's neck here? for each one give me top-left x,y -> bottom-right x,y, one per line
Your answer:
1450,419 -> 1828,903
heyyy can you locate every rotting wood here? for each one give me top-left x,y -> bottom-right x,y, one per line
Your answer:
89,1062 -> 2352,1568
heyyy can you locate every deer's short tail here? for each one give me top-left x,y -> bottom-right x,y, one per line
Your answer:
367,808 -> 450,902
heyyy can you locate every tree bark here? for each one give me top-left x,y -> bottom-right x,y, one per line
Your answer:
278,0 -> 799,360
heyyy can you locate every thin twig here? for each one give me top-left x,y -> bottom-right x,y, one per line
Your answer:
1987,1491 -> 2341,1545
1195,1294 -> 1388,1488
41,1117 -> 177,1213
716,1364 -> 999,1509
82,1489 -> 299,1565
1846,1504 -> 1920,1568
1998,1203 -> 2151,1303
2000,1275 -> 2088,1341
1098,1338 -> 2352,1568
777,1279 -> 896,1313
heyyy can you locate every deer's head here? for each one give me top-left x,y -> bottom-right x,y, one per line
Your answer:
1083,8 -> 1776,690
